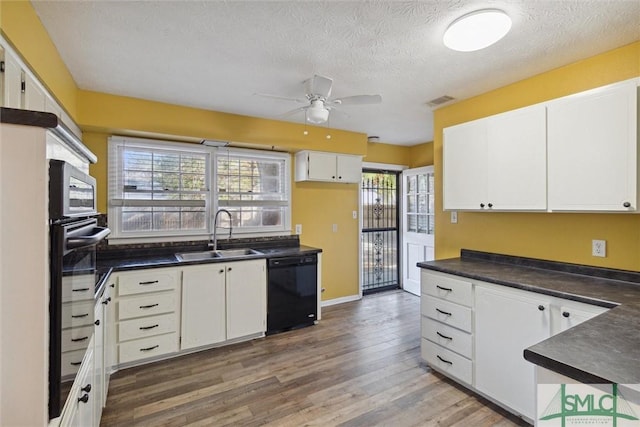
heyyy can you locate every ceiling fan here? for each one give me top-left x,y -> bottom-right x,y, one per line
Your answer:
256,75 -> 382,124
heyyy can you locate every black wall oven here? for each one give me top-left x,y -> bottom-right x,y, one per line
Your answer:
48,160 -> 110,420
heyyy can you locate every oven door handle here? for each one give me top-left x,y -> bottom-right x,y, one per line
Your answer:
66,226 -> 111,249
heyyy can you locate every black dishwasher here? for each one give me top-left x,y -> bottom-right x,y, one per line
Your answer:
267,254 -> 317,335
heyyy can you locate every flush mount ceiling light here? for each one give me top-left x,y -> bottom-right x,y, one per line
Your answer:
443,9 -> 512,52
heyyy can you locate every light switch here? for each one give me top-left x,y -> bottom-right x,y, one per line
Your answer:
352,210 -> 357,219
332,224 -> 338,232
295,224 -> 302,235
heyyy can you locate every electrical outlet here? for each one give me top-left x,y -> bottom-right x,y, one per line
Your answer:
332,224 -> 338,232
451,211 -> 458,224
592,239 -> 606,257
295,224 -> 302,235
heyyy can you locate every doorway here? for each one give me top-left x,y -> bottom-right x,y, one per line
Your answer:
360,170 -> 400,294
401,166 -> 435,296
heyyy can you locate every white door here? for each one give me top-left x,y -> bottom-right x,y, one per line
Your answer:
401,166 -> 434,296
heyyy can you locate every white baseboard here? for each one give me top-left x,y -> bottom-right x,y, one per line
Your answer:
321,294 -> 361,307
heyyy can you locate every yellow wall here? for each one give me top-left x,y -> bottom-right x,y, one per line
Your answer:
409,142 -> 434,168
363,141 -> 434,168
434,41 -> 640,270
0,0 -> 78,118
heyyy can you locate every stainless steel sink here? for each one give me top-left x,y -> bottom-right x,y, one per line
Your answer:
215,248 -> 263,257
175,248 -> 262,261
175,251 -> 221,261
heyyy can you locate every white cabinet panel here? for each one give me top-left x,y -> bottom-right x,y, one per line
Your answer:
475,284 -> 551,420
306,151 -> 337,181
421,338 -> 473,385
2,48 -> 22,109
118,268 -> 178,296
443,119 -> 488,210
548,81 -> 638,211
486,105 -> 547,210
180,264 -> 226,350
336,154 -> 362,183
226,259 -> 266,340
23,72 -> 45,111
118,313 -> 177,342
421,270 -> 473,307
421,295 -> 472,332
118,292 -> 177,320
422,317 -> 472,358
118,333 -> 178,364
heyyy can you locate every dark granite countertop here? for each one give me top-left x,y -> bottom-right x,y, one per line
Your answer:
417,250 -> 640,384
98,243 -> 322,272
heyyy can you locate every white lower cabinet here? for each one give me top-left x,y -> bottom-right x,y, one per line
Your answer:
181,264 -> 227,350
61,340 -> 94,427
475,283 -> 551,420
420,269 -> 610,423
181,259 -> 266,350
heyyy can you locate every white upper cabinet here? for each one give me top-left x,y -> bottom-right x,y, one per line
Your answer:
443,104 -> 547,211
443,119 -> 488,210
23,72 -> 46,111
547,81 -> 639,211
1,46 -> 22,109
295,150 -> 362,183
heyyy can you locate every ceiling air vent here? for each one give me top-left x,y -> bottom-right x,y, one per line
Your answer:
427,95 -> 455,108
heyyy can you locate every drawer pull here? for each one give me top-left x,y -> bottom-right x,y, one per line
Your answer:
71,313 -> 89,319
78,394 -> 89,404
435,308 -> 452,316
562,311 -> 570,318
139,324 -> 159,331
140,345 -> 159,352
70,361 -> 82,366
71,336 -> 89,342
437,355 -> 453,365
139,280 -> 159,285
436,285 -> 453,292
538,305 -> 545,311
72,288 -> 90,292
81,384 -> 92,393
139,303 -> 159,309
436,331 -> 453,340
102,297 -> 112,305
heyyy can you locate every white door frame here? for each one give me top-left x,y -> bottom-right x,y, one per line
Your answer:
359,162 -> 408,297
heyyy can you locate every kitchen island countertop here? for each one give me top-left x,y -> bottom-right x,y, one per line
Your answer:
418,249 -> 640,385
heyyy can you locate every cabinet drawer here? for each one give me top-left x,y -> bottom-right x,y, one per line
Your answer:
118,269 -> 178,296
118,292 -> 177,320
61,325 -> 93,352
421,271 -> 473,307
421,295 -> 472,333
118,313 -> 176,342
118,333 -> 178,364
421,338 -> 472,385
61,275 -> 95,303
61,348 -> 86,378
422,316 -> 472,358
61,300 -> 94,328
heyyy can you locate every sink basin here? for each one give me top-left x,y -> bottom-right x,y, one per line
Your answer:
215,248 -> 263,257
175,248 -> 262,261
175,251 -> 221,262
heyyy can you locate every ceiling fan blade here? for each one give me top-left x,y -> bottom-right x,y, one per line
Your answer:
331,94 -> 382,106
306,75 -> 333,98
278,106 -> 307,118
254,93 -> 307,103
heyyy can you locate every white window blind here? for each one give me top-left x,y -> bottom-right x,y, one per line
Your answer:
215,148 -> 290,233
109,137 -> 211,238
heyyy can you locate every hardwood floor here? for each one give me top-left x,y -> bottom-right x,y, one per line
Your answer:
101,290 -> 529,427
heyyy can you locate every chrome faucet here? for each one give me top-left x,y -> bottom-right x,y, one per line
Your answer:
210,209 -> 232,251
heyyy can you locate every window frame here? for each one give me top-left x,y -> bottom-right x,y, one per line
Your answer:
107,136 -> 291,244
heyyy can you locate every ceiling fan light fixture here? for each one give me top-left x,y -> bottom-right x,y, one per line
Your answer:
443,9 -> 511,52
306,101 -> 329,124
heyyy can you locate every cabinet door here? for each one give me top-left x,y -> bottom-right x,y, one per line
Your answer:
547,82 -> 638,211
226,260 -> 266,340
475,284 -> 551,420
557,303 -> 608,334
72,344 -> 94,427
443,119 -> 488,210
93,300 -> 104,424
336,155 -> 362,183
23,72 -> 45,111
487,105 -> 547,210
103,281 -> 115,404
2,48 -> 22,109
181,265 -> 226,350
307,151 -> 337,181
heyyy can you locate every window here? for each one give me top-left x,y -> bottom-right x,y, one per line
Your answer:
216,149 -> 289,233
108,137 -> 290,242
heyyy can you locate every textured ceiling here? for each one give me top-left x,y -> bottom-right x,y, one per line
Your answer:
31,0 -> 640,146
